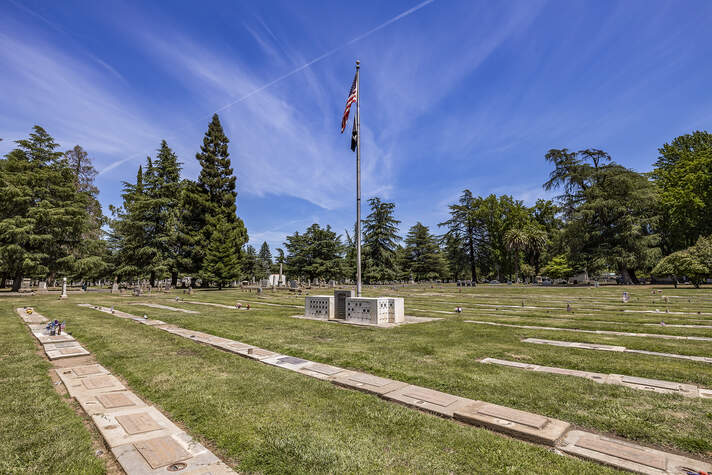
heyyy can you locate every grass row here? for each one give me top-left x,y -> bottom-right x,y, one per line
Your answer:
0,302 -> 103,474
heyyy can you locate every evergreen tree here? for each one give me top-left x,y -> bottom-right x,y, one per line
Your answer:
362,197 -> 401,282
257,241 -> 272,279
180,114 -> 248,283
439,190 -> 481,283
64,145 -> 110,283
402,223 -> 447,281
544,148 -> 659,283
0,126 -> 88,290
284,224 -> 346,282
203,217 -> 241,289
241,245 -> 258,281
110,165 -> 154,281
153,140 -> 183,286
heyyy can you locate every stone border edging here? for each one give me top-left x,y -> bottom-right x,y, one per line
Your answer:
465,320 -> 712,341
480,357 -> 712,399
523,337 -> 712,364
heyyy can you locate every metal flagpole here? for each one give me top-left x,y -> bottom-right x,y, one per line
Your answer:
355,60 -> 362,297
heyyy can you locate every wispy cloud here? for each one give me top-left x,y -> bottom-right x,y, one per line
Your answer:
0,29 -> 161,166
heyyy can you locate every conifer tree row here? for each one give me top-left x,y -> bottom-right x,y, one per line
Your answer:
112,114 -> 248,287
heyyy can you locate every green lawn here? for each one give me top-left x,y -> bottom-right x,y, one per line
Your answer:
0,302 -> 104,474
4,284 -> 712,472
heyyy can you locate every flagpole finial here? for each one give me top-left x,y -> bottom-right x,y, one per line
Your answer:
356,60 -> 360,68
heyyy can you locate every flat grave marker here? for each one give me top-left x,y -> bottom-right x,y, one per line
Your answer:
116,412 -> 163,435
133,435 -> 192,469
454,402 -> 570,446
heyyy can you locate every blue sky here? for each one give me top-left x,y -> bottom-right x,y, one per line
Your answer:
2,0 -> 712,253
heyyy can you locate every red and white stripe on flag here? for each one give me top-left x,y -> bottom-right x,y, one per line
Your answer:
341,72 -> 358,133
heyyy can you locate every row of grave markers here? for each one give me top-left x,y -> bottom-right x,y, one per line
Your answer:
79,303 -> 712,474
15,307 -> 235,475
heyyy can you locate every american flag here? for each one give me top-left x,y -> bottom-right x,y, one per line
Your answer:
341,72 -> 358,133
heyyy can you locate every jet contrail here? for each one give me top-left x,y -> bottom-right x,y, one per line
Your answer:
212,0 -> 436,115
98,0 -> 436,174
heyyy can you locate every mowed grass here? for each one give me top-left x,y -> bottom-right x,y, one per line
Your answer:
77,285 -> 712,458
0,302 -> 104,474
1,296 -> 616,474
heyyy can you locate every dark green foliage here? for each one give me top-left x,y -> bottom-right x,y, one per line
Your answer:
0,126 -> 89,290
241,245 -> 258,281
257,241 -> 272,279
653,235 -> 712,287
544,148 -> 659,282
284,224 -> 346,282
402,222 -> 447,281
203,217 -> 241,288
64,145 -> 110,282
362,197 -> 401,282
652,131 -> 712,253
179,114 -> 248,281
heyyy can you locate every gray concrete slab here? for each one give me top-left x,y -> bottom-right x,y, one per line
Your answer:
34,332 -> 76,345
75,390 -> 148,415
59,372 -> 126,398
454,401 -> 570,446
559,430 -> 712,474
297,362 -> 349,380
44,342 -> 90,360
112,432 -> 235,474
381,384 -> 474,418
238,347 -> 280,361
16,307 -> 48,323
92,406 -> 182,448
262,355 -> 312,372
331,371 -> 409,396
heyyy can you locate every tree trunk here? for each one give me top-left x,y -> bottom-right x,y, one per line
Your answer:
171,272 -> 178,288
150,271 -> 156,288
0,275 -> 6,288
620,268 -> 640,285
467,236 -> 477,285
11,271 -> 22,292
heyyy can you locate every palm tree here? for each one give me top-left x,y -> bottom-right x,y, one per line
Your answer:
505,224 -> 549,281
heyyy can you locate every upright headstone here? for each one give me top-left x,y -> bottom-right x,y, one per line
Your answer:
334,289 -> 355,319
111,281 -> 119,294
38,281 -> 48,294
60,277 -> 68,299
20,278 -> 32,293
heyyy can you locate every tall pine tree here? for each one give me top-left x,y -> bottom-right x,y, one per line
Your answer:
180,114 -> 248,285
362,197 -> 401,282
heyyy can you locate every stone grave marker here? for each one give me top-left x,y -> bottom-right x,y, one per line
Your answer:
116,412 -> 163,435
97,393 -> 138,409
454,402 -> 570,446
133,436 -> 192,470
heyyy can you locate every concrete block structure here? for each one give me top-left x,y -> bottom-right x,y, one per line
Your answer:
346,297 -> 405,325
334,289 -> 355,319
305,295 -> 335,320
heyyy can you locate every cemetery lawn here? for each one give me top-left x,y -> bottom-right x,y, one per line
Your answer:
6,284 -> 712,472
0,294 -> 619,474
0,301 -> 104,474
